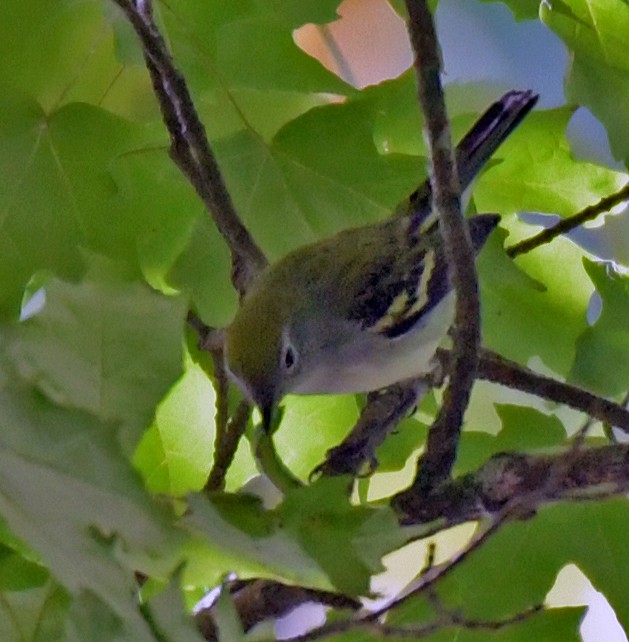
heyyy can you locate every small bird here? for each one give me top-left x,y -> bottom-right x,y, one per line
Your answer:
225,91 -> 538,430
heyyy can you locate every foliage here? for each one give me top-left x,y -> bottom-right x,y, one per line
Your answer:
1,0 -> 629,640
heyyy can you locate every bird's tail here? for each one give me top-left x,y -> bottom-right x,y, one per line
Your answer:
396,89 -> 539,228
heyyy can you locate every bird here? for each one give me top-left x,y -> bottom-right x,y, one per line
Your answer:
225,90 -> 538,430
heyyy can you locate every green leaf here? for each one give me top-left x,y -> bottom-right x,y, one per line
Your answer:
153,0 -> 352,142
0,0 -> 121,111
270,0 -> 342,27
479,0 -> 542,21
214,128 -> 390,260
160,0 -> 351,100
375,416 -> 428,472
216,17 -> 350,94
479,226 -> 592,376
65,591 -> 136,642
349,70 -> 423,158
133,353 -> 215,496
187,480 -> 406,598
0,358 -> 182,639
108,148 -> 211,289
274,96 -> 423,213
0,544 -> 49,590
213,95 -> 421,262
0,94 -> 82,317
571,259 -> 629,396
0,94 -> 233,324
202,87 -> 335,143
184,493 -> 330,591
213,584 -> 245,642
564,499 -> 629,633
542,0 -> 629,162
369,72 -> 522,160
568,55 -> 629,165
7,265 -> 186,453
168,214 -> 237,327
491,404 -> 569,449
474,108 -> 628,217
455,405 -> 568,476
391,500 -> 629,634
0,98 -> 163,317
274,394 -> 359,479
143,572 -> 206,642
0,580 -> 70,642
279,478 -> 407,595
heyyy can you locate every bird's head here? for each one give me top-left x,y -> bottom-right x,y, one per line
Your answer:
225,282 -> 302,431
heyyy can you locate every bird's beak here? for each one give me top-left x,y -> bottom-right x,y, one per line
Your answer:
254,385 -> 279,433
261,404 -> 275,434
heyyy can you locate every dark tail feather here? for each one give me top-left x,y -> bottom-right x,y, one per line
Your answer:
399,90 -> 538,226
456,90 -> 538,190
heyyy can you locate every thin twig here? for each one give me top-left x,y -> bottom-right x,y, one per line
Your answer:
186,314 -> 249,491
472,348 -> 629,432
404,0 -> 480,491
205,399 -> 252,492
278,509 -> 516,641
113,0 -> 266,489
369,510 -> 508,620
285,602 -> 542,642
210,347 -> 230,460
314,379 -> 428,477
422,542 -> 437,575
111,0 -> 267,295
427,587 -> 543,634
507,183 -> 629,258
604,391 -> 629,442
186,311 -> 215,349
447,603 -> 544,631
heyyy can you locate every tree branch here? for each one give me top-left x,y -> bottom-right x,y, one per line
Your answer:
195,579 -> 360,640
325,323 -> 615,488
370,510 -> 509,620
112,0 -> 266,493
507,183 -> 629,258
472,348 -> 629,432
111,0 -> 267,295
394,442 -> 629,525
205,399 -> 252,492
200,440 -> 629,639
289,508 -> 514,641
314,379 -> 429,477
404,0 -> 480,491
287,600 -> 542,641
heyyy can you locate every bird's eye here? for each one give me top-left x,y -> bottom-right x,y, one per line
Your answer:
281,340 -> 298,374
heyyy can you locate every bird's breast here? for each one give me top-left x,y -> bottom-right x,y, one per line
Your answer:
291,294 -> 454,395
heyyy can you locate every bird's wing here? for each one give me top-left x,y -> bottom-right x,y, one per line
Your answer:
346,215 -> 499,339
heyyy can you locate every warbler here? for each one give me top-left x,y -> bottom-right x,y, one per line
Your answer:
225,90 -> 538,429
